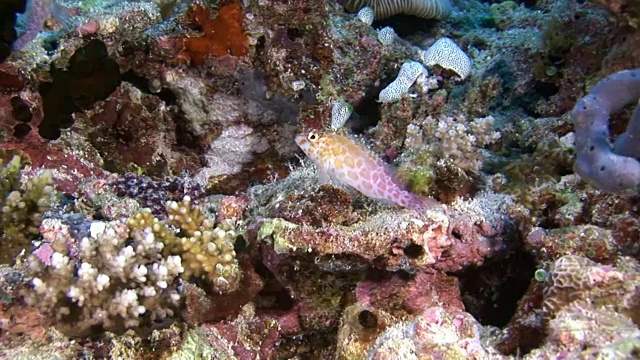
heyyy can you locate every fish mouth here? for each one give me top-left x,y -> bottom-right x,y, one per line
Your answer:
294,134 -> 306,147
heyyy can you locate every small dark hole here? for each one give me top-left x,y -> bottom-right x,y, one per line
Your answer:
38,124 -> 61,140
234,235 -> 247,253
13,123 -> 31,138
589,145 -> 594,151
10,96 -> 22,108
58,114 -> 74,129
60,193 -> 76,206
11,96 -> 32,122
93,209 -> 106,220
403,242 -> 424,258
286,27 -> 303,41
600,166 -> 606,171
452,229 -> 463,240
358,310 -> 378,328
398,270 -> 416,280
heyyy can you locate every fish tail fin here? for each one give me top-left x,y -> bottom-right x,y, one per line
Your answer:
407,194 -> 439,213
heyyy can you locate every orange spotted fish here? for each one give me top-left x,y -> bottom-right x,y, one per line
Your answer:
295,130 -> 438,212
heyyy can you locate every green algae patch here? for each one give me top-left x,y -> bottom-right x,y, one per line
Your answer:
258,218 -> 301,254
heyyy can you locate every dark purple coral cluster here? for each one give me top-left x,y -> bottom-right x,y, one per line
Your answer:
112,172 -> 204,216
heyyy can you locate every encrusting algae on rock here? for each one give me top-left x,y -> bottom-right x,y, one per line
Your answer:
295,130 -> 438,212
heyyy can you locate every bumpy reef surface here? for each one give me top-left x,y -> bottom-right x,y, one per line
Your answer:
0,0 -> 640,358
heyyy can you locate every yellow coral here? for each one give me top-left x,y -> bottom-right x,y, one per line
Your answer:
0,155 -> 54,264
128,196 -> 241,294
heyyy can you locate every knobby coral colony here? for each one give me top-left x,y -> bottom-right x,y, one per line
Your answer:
0,151 -> 53,265
1,0 -> 640,358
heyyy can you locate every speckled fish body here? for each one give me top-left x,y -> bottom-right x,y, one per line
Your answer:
295,130 -> 436,212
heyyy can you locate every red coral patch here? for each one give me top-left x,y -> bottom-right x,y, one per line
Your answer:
180,3 -> 249,65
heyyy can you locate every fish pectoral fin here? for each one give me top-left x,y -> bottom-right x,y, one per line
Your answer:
318,169 -> 333,185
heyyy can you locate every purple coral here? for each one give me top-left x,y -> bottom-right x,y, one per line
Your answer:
113,172 -> 204,216
13,0 -> 74,50
572,69 -> 640,192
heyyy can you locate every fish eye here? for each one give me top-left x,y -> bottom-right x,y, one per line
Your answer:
307,132 -> 318,141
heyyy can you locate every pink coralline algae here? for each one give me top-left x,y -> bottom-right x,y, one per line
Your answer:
355,269 -> 464,316
2,134 -> 107,194
362,306 -> 506,359
255,206 -> 509,274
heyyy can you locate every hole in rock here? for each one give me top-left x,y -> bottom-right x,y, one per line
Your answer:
458,248 -> 536,327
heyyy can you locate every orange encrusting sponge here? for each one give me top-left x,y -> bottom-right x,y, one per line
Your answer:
181,3 -> 249,65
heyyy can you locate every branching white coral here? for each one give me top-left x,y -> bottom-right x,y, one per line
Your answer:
26,221 -> 184,334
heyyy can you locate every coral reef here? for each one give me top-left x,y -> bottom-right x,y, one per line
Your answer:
402,113 -> 500,178
362,306 -> 506,359
26,194 -> 241,337
128,196 -> 241,294
0,0 -> 639,357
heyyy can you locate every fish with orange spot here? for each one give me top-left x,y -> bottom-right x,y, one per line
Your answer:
295,130 -> 438,212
